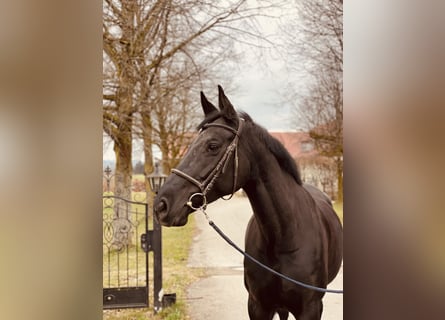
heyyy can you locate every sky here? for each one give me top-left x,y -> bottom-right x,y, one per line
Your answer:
230,61 -> 295,132
230,2 -> 298,132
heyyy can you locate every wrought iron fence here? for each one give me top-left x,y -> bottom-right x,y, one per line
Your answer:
103,167 -> 149,308
102,166 -> 165,311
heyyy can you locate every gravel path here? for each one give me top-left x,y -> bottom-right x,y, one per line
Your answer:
186,196 -> 343,320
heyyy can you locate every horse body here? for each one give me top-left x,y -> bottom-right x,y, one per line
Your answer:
154,86 -> 343,320
240,131 -> 342,319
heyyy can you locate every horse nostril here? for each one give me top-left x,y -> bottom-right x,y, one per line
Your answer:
155,198 -> 168,215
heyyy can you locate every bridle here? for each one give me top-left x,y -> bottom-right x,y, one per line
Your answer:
171,117 -> 245,210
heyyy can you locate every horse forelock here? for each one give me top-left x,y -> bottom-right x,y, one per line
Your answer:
197,111 -> 222,130
197,110 -> 239,131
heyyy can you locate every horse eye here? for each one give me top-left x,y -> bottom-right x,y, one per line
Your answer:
207,143 -> 220,153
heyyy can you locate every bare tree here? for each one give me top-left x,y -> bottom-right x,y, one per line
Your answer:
284,0 -> 343,201
103,0 -> 280,201
141,35 -> 243,174
138,61 -> 201,174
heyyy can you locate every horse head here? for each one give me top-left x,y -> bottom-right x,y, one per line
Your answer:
154,86 -> 250,226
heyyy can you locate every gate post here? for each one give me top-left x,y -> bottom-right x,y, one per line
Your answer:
146,162 -> 168,313
153,216 -> 163,313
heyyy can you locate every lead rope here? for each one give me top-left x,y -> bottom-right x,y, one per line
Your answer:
197,206 -> 344,294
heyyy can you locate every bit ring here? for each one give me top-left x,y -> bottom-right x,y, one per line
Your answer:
186,193 -> 207,210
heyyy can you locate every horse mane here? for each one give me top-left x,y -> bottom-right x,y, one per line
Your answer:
197,111 -> 222,130
241,112 -> 303,186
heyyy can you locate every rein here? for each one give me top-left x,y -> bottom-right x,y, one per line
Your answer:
198,206 -> 344,294
171,118 -> 245,209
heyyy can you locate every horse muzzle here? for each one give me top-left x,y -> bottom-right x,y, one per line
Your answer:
153,196 -> 191,227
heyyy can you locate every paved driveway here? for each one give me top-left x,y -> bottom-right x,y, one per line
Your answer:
186,197 -> 343,319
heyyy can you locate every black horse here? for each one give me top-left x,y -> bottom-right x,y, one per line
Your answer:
154,86 -> 343,319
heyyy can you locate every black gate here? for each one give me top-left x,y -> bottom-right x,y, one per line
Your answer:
102,167 -> 165,311
103,194 -> 149,309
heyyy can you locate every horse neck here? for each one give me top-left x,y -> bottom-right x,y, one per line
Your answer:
243,146 -> 316,251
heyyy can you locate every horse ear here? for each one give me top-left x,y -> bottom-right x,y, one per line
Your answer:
218,85 -> 238,121
200,91 -> 217,116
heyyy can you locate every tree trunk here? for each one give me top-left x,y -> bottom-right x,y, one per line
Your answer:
114,133 -> 133,200
112,122 -> 134,248
160,135 -> 170,174
142,112 -> 154,206
336,157 -> 343,203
